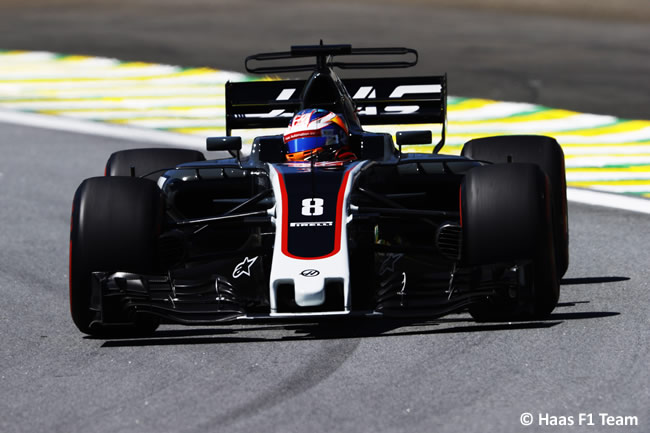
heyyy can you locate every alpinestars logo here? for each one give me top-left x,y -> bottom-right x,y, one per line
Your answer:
379,253 -> 404,275
233,256 -> 258,279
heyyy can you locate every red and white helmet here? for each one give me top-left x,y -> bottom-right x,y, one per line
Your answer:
283,109 -> 349,161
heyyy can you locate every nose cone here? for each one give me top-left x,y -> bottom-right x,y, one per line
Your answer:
294,273 -> 326,306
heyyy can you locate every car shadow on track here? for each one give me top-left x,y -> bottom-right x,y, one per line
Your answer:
98,321 -> 559,347
561,276 -> 629,285
98,312 -> 618,348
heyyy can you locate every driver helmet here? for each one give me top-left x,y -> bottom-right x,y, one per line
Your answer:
283,108 -> 350,161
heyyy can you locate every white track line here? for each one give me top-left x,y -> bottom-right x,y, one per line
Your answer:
1,107 -> 648,215
567,188 -> 650,214
0,108 -> 204,149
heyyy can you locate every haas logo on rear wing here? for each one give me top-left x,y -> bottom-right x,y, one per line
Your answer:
351,83 -> 442,117
225,75 -> 446,135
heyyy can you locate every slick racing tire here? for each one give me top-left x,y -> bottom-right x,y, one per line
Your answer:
105,147 -> 206,180
462,163 -> 559,320
461,135 -> 569,278
69,176 -> 164,336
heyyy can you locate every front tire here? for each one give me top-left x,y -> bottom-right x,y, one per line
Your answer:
462,163 -> 559,320
69,176 -> 164,336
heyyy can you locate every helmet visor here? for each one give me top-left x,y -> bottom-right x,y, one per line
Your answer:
286,135 -> 330,154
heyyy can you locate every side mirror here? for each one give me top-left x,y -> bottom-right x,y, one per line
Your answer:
396,130 -> 432,146
206,136 -> 242,152
358,134 -> 386,160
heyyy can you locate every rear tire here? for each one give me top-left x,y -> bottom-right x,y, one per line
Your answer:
69,176 -> 164,336
105,147 -> 205,180
462,163 -> 559,320
461,135 -> 568,277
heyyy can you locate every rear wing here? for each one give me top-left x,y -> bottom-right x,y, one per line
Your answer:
225,75 -> 447,145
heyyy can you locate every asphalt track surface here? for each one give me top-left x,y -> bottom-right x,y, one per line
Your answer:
0,2 -> 649,433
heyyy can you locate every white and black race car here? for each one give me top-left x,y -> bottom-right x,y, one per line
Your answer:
69,44 -> 568,336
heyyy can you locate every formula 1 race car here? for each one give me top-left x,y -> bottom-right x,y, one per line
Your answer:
69,44 -> 568,336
